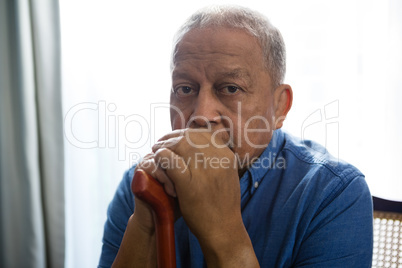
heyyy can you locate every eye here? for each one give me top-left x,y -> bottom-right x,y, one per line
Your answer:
174,86 -> 196,97
220,85 -> 241,95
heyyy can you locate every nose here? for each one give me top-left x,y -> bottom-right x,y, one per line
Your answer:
189,88 -> 221,128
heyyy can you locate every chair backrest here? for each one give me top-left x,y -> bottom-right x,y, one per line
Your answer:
372,196 -> 402,268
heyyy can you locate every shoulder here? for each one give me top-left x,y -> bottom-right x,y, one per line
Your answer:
105,164 -> 138,231
272,131 -> 372,266
280,130 -> 364,187
274,130 -> 371,214
109,165 -> 137,213
99,164 -> 138,267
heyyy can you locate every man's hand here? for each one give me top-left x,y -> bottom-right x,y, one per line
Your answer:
152,128 -> 259,267
114,129 -> 259,267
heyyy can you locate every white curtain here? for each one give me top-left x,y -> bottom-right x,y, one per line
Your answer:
60,0 -> 402,267
0,0 -> 64,267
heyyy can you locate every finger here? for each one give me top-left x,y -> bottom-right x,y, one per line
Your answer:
153,128 -> 218,154
154,147 -> 191,192
152,136 -> 183,153
157,129 -> 186,142
135,153 -> 177,197
153,165 -> 177,197
136,154 -> 157,175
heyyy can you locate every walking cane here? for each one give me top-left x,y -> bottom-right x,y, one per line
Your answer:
131,169 -> 176,268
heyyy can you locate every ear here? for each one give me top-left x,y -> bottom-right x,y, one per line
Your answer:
273,84 -> 293,129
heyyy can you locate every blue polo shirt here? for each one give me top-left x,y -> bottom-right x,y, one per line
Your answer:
99,129 -> 373,267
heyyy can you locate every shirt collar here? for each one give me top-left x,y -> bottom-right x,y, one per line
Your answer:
241,129 -> 286,195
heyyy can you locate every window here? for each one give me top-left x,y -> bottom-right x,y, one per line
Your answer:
60,0 -> 402,266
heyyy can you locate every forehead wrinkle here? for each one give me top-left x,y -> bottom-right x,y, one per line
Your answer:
172,62 -> 206,81
174,50 -> 239,64
215,68 -> 253,87
172,71 -> 189,80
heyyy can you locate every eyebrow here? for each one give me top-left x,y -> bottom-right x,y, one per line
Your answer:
218,68 -> 252,85
172,68 -> 252,87
172,71 -> 191,81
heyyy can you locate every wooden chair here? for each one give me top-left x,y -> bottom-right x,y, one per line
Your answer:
372,196 -> 402,268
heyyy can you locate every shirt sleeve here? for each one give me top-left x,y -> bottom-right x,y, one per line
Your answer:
294,174 -> 373,268
98,167 -> 136,268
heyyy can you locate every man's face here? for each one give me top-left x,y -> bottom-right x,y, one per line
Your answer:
170,27 -> 278,171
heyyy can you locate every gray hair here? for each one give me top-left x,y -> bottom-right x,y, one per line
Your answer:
171,5 -> 286,88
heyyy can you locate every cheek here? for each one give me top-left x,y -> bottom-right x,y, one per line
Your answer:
234,110 -> 273,149
170,107 -> 191,130
170,111 -> 185,130
170,95 -> 193,130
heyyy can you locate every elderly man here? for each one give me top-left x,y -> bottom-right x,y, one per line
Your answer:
99,5 -> 373,267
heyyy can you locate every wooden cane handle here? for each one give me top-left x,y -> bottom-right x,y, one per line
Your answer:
131,169 -> 176,268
